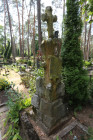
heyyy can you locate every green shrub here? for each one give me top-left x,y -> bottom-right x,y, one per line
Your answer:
88,127 -> 93,140
63,68 -> 88,106
21,75 -> 31,88
29,75 -> 36,97
34,67 -> 44,77
3,86 -> 31,140
13,67 -> 19,73
19,66 -> 26,72
83,61 -> 92,67
88,81 -> 93,99
21,66 -> 26,71
0,78 -> 10,91
27,60 -> 32,66
62,0 -> 88,107
17,59 -> 27,64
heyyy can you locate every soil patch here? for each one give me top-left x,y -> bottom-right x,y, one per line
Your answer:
62,125 -> 88,140
0,69 -> 30,98
75,105 -> 93,128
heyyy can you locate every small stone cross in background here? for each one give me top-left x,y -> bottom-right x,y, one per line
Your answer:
42,6 -> 57,38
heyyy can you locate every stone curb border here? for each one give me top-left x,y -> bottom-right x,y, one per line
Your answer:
56,120 -> 88,140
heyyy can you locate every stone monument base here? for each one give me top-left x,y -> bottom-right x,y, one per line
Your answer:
31,76 -> 67,133
20,107 -> 89,140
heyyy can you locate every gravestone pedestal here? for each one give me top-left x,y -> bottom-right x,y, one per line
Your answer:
31,6 -> 67,134
32,76 -> 66,133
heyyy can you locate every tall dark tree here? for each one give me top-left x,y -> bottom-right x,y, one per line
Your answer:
84,0 -> 87,60
37,0 -> 42,51
4,0 -> 6,49
16,0 -> 22,57
62,0 -> 88,107
33,4 -> 35,66
22,0 -> 24,58
6,0 -> 16,62
25,0 -> 32,58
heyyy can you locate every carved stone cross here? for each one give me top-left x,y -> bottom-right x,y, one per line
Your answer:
42,6 -> 57,38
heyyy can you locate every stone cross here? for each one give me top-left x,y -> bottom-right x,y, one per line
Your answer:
31,6 -> 66,133
42,6 -> 57,38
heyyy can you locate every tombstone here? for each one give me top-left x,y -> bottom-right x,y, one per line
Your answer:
31,6 -> 67,134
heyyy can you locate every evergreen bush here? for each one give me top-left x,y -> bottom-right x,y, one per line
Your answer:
62,0 -> 88,107
83,61 -> 92,67
0,78 -> 10,91
27,60 -> 32,66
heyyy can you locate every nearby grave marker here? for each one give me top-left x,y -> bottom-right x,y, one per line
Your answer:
31,6 -> 67,134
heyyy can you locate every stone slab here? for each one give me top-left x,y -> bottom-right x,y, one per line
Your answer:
0,106 -> 8,113
49,56 -> 61,80
20,111 -> 40,140
56,82 -> 65,97
36,77 -> 44,97
40,98 -> 64,117
36,77 -> 43,89
59,120 -> 88,139
31,94 -> 40,109
37,116 -> 70,135
0,103 -> 6,108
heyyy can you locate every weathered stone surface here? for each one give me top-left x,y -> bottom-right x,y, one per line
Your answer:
31,94 -> 40,108
43,115 -> 55,128
49,56 -> 61,80
0,106 -> 8,113
56,82 -> 65,97
20,111 -> 40,140
36,77 -> 43,88
42,104 -> 66,128
40,98 -> 65,117
45,83 -> 52,101
53,103 -> 66,120
42,6 -> 57,38
36,109 -> 43,121
40,99 -> 52,116
36,77 -> 44,97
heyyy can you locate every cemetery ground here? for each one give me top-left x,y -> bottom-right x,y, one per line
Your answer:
0,58 -> 32,140
0,58 -> 93,140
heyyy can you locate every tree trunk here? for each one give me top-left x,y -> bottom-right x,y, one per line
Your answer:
27,0 -> 32,59
22,0 -> 24,58
16,0 -> 22,57
30,23 -> 32,55
4,0 -> 6,49
63,0 -> 66,17
33,5 -> 35,66
27,19 -> 30,58
6,0 -> 15,62
62,0 -> 66,38
37,0 -> 42,51
86,16 -> 92,60
84,0 -> 87,60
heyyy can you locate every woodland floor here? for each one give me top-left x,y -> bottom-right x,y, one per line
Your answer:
0,66 -> 93,140
0,68 -> 30,140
